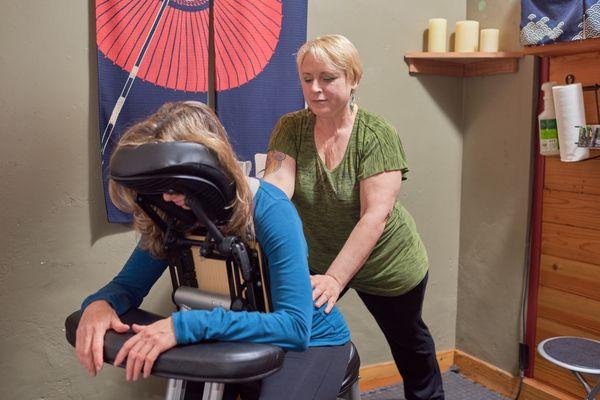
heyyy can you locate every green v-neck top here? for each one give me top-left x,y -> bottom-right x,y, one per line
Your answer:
268,108 -> 428,296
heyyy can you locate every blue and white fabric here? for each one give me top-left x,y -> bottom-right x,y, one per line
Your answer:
520,0 -> 584,45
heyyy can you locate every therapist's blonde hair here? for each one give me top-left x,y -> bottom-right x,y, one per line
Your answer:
296,34 -> 363,85
109,101 -> 254,258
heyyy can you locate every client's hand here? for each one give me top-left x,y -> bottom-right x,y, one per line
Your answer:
76,300 -> 130,377
311,274 -> 342,314
114,317 -> 177,381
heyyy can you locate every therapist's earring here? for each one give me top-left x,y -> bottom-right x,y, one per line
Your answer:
349,92 -> 356,111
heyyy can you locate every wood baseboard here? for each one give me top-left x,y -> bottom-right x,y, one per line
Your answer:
359,349 -> 577,400
453,349 -> 518,398
359,349 -> 454,392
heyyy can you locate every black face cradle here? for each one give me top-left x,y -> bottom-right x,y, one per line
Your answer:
109,141 -> 236,224
109,140 -> 263,312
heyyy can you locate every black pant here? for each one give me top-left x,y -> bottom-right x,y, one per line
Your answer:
259,342 -> 350,399
185,342 -> 350,400
356,273 -> 445,400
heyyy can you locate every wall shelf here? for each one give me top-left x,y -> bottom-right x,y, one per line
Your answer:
523,38 -> 600,57
404,52 -> 524,77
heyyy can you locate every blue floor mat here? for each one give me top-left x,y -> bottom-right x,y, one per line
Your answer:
362,370 -> 511,400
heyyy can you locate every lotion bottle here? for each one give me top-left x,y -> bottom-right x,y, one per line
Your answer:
539,82 -> 560,156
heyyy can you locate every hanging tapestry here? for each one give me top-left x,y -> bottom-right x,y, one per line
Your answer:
214,1 -> 307,174
96,0 -> 307,223
520,0 -> 584,45
583,0 -> 600,39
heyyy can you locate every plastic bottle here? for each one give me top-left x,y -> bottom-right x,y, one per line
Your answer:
538,82 -> 560,156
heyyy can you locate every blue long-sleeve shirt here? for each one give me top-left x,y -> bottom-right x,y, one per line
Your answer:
82,180 -> 350,350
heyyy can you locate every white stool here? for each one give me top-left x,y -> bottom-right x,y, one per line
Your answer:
538,336 -> 600,399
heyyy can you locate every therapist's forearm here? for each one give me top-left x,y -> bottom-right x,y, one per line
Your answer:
326,212 -> 387,287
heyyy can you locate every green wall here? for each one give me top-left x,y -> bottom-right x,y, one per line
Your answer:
456,0 -> 535,373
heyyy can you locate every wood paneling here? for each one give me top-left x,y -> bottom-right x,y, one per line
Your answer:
537,286 -> 600,334
540,254 -> 600,301
542,189 -> 600,229
536,315 -> 600,340
534,355 -> 587,399
584,90 -> 600,125
532,44 -> 600,400
521,378 -> 580,400
541,221 -> 600,266
544,157 -> 600,195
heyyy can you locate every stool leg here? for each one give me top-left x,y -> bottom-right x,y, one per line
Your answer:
165,379 -> 186,400
338,381 -> 361,400
574,372 -> 600,400
586,374 -> 599,400
348,381 -> 361,400
202,382 -> 225,400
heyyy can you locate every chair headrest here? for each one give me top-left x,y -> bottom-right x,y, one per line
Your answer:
109,141 -> 236,223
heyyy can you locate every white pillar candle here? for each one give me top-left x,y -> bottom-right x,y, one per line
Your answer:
479,28 -> 500,52
428,18 -> 447,52
455,20 -> 479,52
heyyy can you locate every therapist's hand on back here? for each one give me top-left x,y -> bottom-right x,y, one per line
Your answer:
310,274 -> 343,314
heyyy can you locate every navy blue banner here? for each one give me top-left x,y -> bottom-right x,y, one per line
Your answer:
520,0 -> 584,45
214,0 -> 307,174
96,0 -> 306,223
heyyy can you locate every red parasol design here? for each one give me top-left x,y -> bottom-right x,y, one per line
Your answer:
97,0 -> 282,156
96,0 -> 282,92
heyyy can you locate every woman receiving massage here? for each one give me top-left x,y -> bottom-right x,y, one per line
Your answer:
75,101 -> 350,400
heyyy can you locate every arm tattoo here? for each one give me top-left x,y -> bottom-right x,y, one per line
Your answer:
264,150 -> 286,176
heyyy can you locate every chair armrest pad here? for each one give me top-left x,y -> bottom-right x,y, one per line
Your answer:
65,308 -> 284,383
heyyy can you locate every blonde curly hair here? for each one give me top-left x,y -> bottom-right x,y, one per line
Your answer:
108,101 -> 254,258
